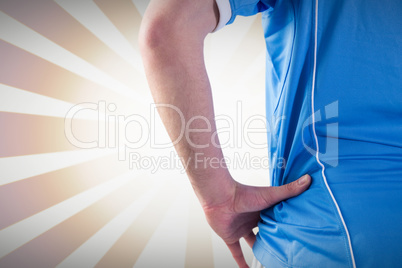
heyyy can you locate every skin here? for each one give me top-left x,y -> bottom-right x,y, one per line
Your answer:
139,0 -> 311,267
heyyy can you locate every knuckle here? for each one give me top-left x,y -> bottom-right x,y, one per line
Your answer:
285,181 -> 296,192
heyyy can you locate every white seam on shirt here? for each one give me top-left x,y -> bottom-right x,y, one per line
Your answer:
311,1 -> 357,267
213,0 -> 232,32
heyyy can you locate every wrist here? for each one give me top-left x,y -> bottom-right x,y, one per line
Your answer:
187,163 -> 236,210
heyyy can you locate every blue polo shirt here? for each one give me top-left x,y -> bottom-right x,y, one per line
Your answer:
215,0 -> 402,267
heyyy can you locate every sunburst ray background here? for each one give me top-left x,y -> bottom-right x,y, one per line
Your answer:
0,0 -> 269,267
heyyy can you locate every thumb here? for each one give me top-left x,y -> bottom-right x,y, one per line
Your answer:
250,174 -> 311,211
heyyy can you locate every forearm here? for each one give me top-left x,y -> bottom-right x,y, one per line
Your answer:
139,0 -> 235,208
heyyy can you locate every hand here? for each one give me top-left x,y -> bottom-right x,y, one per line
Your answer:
202,174 -> 311,268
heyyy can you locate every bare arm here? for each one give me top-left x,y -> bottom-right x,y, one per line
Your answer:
140,1 -> 311,267
139,0 -> 234,208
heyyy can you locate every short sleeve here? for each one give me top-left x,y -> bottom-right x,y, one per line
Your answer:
213,0 -> 276,32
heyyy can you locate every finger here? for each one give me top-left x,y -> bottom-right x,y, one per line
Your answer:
244,231 -> 256,248
226,241 -> 249,268
254,174 -> 312,210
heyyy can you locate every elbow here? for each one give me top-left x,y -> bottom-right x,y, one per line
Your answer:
139,9 -> 209,56
140,14 -> 193,63
139,15 -> 169,53
139,0 -> 218,55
